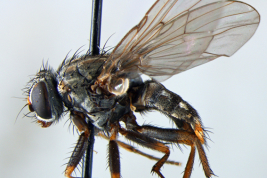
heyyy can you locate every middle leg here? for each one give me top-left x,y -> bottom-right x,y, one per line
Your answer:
119,127 -> 170,178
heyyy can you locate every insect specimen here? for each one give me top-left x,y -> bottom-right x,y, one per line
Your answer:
23,0 -> 260,178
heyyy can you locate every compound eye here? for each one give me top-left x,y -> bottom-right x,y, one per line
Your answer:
30,81 -> 52,119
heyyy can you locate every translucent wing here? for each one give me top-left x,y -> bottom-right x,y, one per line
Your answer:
98,0 -> 260,83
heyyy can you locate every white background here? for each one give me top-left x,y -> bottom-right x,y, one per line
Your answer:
0,0 -> 266,178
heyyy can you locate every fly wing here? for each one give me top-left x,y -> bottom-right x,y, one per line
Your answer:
99,0 -> 260,82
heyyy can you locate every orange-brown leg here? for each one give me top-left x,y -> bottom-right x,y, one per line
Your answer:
98,132 -> 181,166
119,128 -> 170,178
179,140 -> 195,178
108,127 -> 121,178
65,111 -> 91,178
137,125 -> 214,178
195,139 -> 214,178
179,122 -> 213,178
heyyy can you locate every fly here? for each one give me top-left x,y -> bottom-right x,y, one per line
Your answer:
22,0 -> 260,178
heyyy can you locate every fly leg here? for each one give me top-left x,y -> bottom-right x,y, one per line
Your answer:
108,126 -> 121,178
123,112 -> 213,177
65,111 -> 91,178
98,132 -> 181,166
137,125 -> 214,178
119,127 -> 170,178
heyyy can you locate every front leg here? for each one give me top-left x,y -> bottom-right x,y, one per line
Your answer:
108,126 -> 121,178
65,111 -> 91,178
130,80 -> 206,144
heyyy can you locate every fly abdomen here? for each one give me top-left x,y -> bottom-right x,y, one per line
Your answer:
131,80 -> 205,143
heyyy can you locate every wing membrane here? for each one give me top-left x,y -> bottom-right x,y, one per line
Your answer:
99,0 -> 260,82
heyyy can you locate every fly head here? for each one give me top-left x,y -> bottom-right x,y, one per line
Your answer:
27,69 -> 63,127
